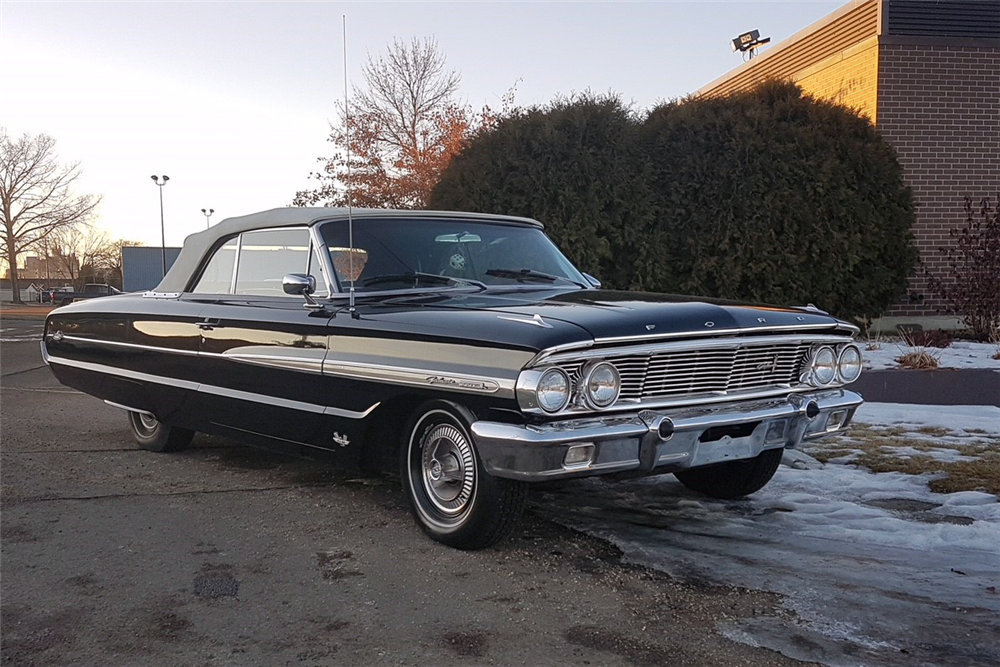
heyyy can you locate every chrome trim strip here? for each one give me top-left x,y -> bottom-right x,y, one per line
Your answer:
223,351 -> 325,374
528,323 -> 855,365
104,400 -> 154,417
229,232 -> 243,294
40,341 -> 50,365
323,358 -> 509,396
593,322 -> 856,344
45,354 -> 378,419
60,334 -> 201,356
142,291 -> 182,299
53,335 -> 517,395
540,333 -> 852,365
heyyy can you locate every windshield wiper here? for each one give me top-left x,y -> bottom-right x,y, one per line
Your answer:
486,268 -> 586,288
360,272 -> 487,291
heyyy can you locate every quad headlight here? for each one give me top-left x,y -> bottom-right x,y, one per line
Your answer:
806,344 -> 863,387
838,344 -> 863,383
536,367 -> 571,413
582,361 -> 621,409
810,346 -> 838,386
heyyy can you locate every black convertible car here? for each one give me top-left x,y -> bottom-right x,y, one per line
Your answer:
43,208 -> 863,549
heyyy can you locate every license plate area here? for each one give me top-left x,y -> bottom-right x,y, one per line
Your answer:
699,421 -> 761,443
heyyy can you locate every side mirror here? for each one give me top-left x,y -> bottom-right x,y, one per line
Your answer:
282,273 -> 316,296
283,273 -> 323,310
583,273 -> 602,289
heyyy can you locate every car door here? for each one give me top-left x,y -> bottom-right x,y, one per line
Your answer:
190,226 -> 350,455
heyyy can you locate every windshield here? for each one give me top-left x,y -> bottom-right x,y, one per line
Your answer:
319,218 -> 587,292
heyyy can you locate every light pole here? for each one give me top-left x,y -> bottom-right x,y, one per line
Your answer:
150,175 -> 170,276
201,208 -> 214,229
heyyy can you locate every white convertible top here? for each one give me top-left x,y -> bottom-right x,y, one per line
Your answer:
155,208 -> 544,292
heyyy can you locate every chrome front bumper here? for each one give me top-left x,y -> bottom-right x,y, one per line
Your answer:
472,390 -> 863,481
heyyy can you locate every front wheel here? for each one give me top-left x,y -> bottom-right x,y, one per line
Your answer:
401,401 -> 527,550
674,447 -> 783,500
127,411 -> 194,453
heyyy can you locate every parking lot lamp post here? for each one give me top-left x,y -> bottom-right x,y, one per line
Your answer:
151,175 -> 170,277
201,208 -> 214,229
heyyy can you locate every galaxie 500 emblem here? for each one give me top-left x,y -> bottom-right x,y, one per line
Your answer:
426,376 -> 500,393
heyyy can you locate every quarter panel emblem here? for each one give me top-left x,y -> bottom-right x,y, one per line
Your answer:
331,432 -> 350,447
704,321 -> 715,328
646,324 -> 656,331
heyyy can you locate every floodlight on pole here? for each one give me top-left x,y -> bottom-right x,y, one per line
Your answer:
731,29 -> 771,60
201,208 -> 214,229
151,175 -> 170,277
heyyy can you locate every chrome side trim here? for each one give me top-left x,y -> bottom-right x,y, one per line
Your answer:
323,359 -> 508,395
223,351 -> 325,374
104,400 -> 154,417
45,354 -> 378,419
60,334 -> 201,356
53,335 -> 518,396
142,292 -> 182,299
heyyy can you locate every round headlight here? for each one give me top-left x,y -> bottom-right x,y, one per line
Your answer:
811,346 -> 837,385
536,367 -> 571,413
584,361 -> 621,409
838,345 -> 862,383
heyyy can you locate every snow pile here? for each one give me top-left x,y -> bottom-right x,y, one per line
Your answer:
533,402 -> 1000,667
862,339 -> 1000,370
853,402 -> 1000,434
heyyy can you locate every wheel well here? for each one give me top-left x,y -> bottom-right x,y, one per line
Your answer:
360,395 -> 425,476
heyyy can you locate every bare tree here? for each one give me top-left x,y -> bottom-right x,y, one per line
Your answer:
49,225 -> 111,289
92,238 -> 142,289
1,129 -> 101,302
294,37 -> 506,209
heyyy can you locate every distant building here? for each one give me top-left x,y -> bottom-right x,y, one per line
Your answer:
18,252 -> 80,282
698,0 -> 1000,322
122,247 -> 182,292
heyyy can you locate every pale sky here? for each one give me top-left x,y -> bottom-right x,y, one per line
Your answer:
1,1 -> 842,249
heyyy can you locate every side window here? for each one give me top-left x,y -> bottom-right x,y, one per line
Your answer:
233,228 -> 310,296
192,238 -> 238,294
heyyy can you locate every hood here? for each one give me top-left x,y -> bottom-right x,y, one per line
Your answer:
378,287 -> 849,342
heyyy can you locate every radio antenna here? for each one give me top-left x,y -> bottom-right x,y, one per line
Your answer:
342,14 -> 357,316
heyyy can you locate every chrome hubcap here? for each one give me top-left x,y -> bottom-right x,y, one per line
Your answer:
135,412 -> 159,436
420,424 -> 475,515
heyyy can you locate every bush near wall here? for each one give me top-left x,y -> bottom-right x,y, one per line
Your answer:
430,82 -> 917,320
429,93 -> 650,288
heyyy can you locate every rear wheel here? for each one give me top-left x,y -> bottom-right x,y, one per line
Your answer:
127,411 -> 194,453
674,447 -> 783,499
401,401 -> 527,550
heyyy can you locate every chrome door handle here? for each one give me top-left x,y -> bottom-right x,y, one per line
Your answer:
197,318 -> 221,331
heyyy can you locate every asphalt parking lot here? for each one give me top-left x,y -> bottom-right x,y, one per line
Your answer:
0,320 -> 802,667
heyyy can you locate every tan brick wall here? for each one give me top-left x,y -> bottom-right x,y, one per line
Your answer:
795,37 -> 879,122
699,1 -> 879,99
878,42 -> 1000,317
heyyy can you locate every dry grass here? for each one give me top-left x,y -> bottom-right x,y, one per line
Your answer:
805,424 -> 1000,496
895,350 -> 940,369
894,328 -> 944,369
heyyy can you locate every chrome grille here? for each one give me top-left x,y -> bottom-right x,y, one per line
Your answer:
559,341 -> 812,403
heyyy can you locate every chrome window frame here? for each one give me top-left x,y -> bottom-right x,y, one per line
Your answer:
188,225 -> 334,298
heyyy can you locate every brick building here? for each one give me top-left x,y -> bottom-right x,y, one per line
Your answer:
697,0 -> 999,324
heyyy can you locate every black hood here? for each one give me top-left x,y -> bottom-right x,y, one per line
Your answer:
377,287 -> 847,343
